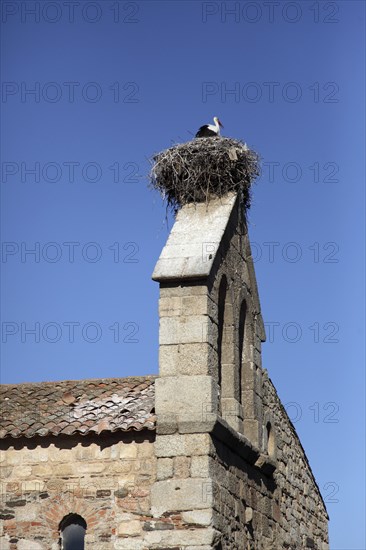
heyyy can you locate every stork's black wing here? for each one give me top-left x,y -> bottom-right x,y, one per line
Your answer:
195,125 -> 217,138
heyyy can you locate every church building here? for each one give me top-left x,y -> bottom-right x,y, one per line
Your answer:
0,193 -> 329,549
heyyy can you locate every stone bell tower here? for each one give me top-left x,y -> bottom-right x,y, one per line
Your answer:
150,191 -> 329,549
152,192 -> 265,448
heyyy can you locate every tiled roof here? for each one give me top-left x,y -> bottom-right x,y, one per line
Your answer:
0,376 -> 156,439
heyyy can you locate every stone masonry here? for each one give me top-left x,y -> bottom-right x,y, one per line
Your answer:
151,192 -> 328,549
0,432 -> 155,549
0,192 -> 329,548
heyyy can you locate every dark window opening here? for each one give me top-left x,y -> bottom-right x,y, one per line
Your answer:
59,513 -> 86,550
238,300 -> 247,404
266,421 -> 275,457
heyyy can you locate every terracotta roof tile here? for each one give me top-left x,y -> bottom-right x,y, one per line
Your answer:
0,376 -> 157,439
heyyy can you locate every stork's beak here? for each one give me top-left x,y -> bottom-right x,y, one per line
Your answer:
218,119 -> 224,128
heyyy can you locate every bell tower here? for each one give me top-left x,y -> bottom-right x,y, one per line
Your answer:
152,192 -> 266,448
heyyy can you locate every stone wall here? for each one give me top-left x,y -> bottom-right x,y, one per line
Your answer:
206,372 -> 329,550
261,372 -> 329,549
0,431 -> 156,549
151,193 -> 329,549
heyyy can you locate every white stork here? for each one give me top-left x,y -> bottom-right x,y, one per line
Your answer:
195,116 -> 223,138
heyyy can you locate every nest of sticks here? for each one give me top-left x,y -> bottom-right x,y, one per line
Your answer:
149,136 -> 260,213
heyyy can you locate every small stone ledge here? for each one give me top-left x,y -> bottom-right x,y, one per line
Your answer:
212,418 -> 276,475
156,415 -> 179,435
178,420 -> 216,434
211,417 -> 260,466
254,453 -> 276,476
156,416 -> 276,475
156,418 -> 217,436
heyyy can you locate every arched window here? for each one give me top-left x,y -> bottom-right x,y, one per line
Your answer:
266,421 -> 275,458
217,275 -> 238,427
217,275 -> 228,396
59,514 -> 86,550
238,300 -> 247,405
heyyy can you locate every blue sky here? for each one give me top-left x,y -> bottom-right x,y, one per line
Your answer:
1,1 -> 365,547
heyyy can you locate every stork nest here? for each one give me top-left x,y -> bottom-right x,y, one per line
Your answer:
149,136 -> 260,213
